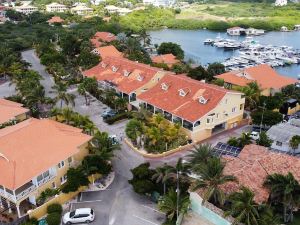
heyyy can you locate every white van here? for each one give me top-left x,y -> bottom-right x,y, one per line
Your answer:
63,208 -> 95,224
250,131 -> 259,140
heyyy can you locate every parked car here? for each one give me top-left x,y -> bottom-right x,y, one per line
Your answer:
250,131 -> 259,140
63,208 -> 95,224
101,109 -> 116,119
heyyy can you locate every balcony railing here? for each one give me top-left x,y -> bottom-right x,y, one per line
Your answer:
37,174 -> 55,187
16,183 -> 37,201
0,188 -> 16,202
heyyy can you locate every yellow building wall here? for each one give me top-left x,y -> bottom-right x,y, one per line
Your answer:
15,113 -> 28,122
287,103 -> 300,115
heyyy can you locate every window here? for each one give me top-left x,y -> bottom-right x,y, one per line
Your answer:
60,174 -> 67,184
161,83 -> 169,91
52,182 -> 56,188
178,89 -> 187,97
58,160 -> 65,168
232,107 -> 236,113
224,99 -> 228,104
199,96 -> 207,104
216,113 -> 219,119
240,104 -> 244,110
112,66 -> 118,72
123,70 -> 130,76
276,141 -> 282,147
137,75 -> 144,81
194,121 -> 201,127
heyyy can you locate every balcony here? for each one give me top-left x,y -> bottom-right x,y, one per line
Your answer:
15,182 -> 37,201
37,174 -> 55,187
0,187 -> 16,202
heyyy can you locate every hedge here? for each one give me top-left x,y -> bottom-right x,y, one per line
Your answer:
104,112 -> 133,125
46,213 -> 61,225
47,203 -> 63,215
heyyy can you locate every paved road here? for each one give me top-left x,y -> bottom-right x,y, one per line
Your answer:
21,50 -> 55,98
0,82 -> 15,98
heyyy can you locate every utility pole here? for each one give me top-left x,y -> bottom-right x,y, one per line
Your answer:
176,170 -> 179,220
259,102 -> 266,134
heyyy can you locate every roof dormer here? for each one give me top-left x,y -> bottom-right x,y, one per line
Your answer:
161,82 -> 169,91
178,88 -> 188,97
199,96 -> 208,104
112,65 -> 118,72
137,74 -> 144,81
123,70 -> 130,76
101,62 -> 107,68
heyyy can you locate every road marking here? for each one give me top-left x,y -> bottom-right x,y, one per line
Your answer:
141,205 -> 165,214
76,200 -> 103,203
133,215 -> 159,225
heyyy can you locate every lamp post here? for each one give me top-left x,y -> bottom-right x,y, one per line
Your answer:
259,102 -> 266,134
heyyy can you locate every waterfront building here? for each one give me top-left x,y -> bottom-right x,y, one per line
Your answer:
45,2 -> 68,12
281,26 -> 289,32
226,27 -> 245,36
295,25 -> 300,31
90,32 -> 116,48
71,3 -> 93,15
15,4 -> 37,14
0,118 -> 92,219
104,5 -> 119,13
215,64 -> 298,96
91,45 -> 123,59
222,144 -> 300,203
0,99 -> 29,126
267,119 -> 300,154
151,53 -> 180,68
245,27 -> 265,36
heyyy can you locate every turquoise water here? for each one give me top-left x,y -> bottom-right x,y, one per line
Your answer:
149,29 -> 300,79
190,193 -> 231,225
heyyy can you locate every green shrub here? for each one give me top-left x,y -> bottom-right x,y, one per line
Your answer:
104,112 -> 133,125
47,203 -> 63,215
46,213 -> 61,225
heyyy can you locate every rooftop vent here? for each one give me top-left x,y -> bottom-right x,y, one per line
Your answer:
112,66 -> 118,72
178,89 -> 187,97
101,62 -> 107,68
199,96 -> 208,104
161,83 -> 169,91
137,74 -> 144,81
123,70 -> 130,76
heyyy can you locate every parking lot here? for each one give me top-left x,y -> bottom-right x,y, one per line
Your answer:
66,174 -> 165,225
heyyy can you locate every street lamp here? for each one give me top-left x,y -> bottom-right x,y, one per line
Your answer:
259,102 -> 266,134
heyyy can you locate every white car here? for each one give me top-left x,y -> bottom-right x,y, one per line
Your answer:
250,131 -> 259,140
63,208 -> 95,224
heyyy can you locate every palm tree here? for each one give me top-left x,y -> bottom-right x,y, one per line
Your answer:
51,82 -> 75,109
239,81 -> 261,110
187,144 -> 213,168
138,29 -> 150,47
192,157 -> 236,206
238,132 -> 252,148
158,189 -> 190,222
226,187 -> 260,225
152,164 -> 173,195
264,172 -> 300,223
114,97 -> 127,112
61,107 -> 73,124
89,131 -> 119,160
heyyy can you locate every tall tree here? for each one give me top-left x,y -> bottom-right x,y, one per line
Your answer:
192,157 -> 236,206
157,42 -> 184,60
264,172 -> 300,223
187,144 -> 213,169
51,82 -> 75,109
256,132 -> 273,147
226,187 -> 260,225
152,164 -> 173,195
289,135 -> 300,154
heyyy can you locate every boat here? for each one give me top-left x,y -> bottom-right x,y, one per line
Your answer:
204,39 -> 214,45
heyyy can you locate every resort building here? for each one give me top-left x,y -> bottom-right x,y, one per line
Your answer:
151,53 -> 180,68
91,45 -> 123,59
0,118 -> 92,219
136,74 -> 245,142
245,27 -> 265,36
15,5 -> 38,14
45,2 -> 68,12
47,16 -> 64,25
0,99 -> 29,126
295,25 -> 300,31
83,56 -> 169,102
71,3 -> 93,15
267,119 -> 300,154
143,0 -> 175,7
104,5 -> 119,13
90,32 -> 116,48
215,64 -> 297,96
222,144 -> 300,203
279,98 -> 300,115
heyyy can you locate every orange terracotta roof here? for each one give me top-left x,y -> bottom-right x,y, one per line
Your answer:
151,53 -> 180,66
137,74 -> 232,122
0,118 -> 92,190
83,56 -> 166,94
216,64 -> 297,90
222,144 -> 300,203
90,32 -> 116,47
94,45 -> 123,59
47,16 -> 64,24
0,99 -> 29,124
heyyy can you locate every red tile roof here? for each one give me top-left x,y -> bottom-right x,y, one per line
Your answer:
47,16 -> 64,24
222,144 -> 300,203
93,45 -> 123,59
151,53 -> 180,66
90,32 -> 116,47
137,74 -> 231,122
216,64 -> 297,90
0,99 -> 29,124
83,56 -> 165,94
0,118 -> 92,190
